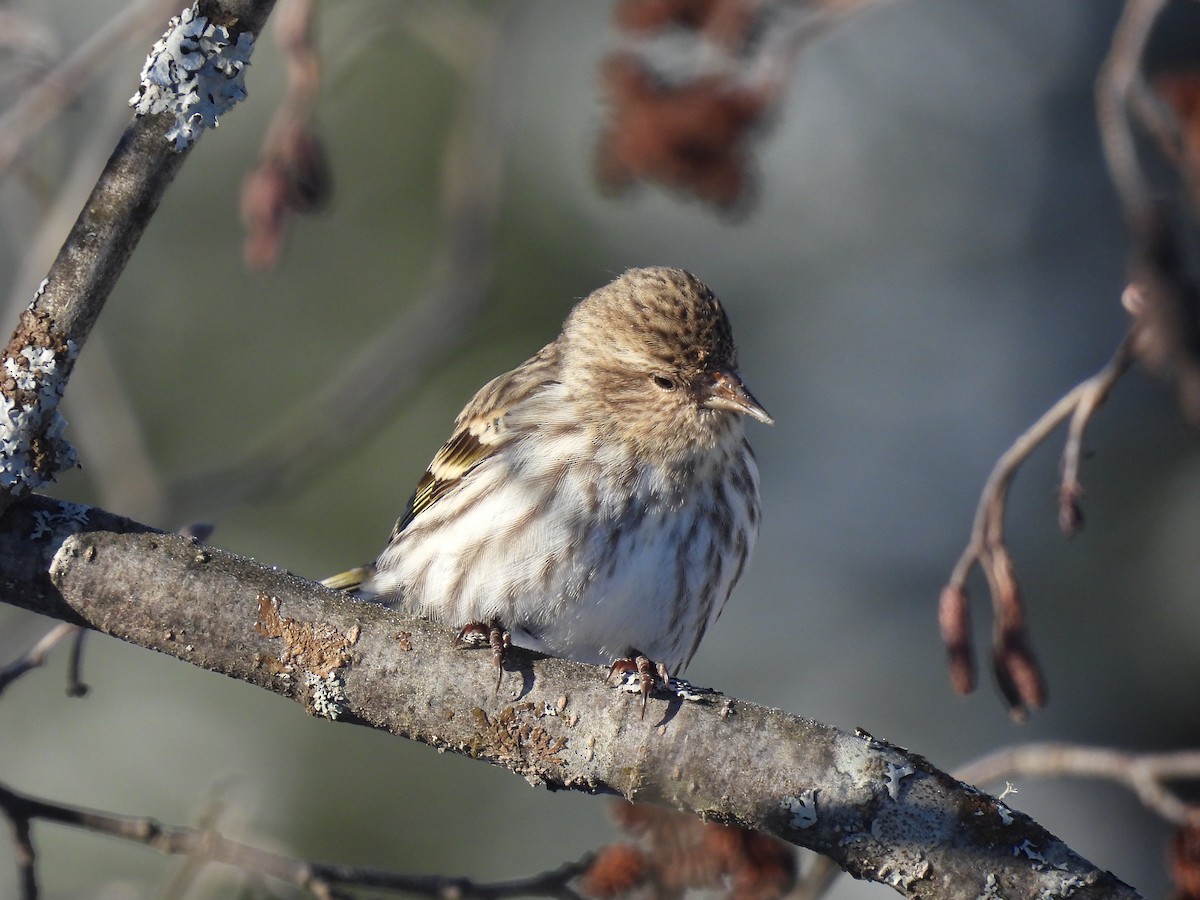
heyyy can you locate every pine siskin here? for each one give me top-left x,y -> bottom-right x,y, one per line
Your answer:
328,266 -> 772,705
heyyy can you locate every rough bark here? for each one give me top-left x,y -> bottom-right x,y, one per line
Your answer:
0,493 -> 1142,899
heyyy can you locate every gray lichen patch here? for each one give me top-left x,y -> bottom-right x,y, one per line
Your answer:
130,5 -> 255,150
1,302 -> 79,493
30,501 -> 90,540
305,671 -> 350,721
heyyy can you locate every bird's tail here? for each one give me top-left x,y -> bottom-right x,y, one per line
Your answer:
321,565 -> 374,593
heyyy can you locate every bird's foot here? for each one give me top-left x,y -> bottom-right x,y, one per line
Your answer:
608,653 -> 669,719
455,621 -> 511,693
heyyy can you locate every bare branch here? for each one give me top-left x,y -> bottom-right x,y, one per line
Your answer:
1097,0 -> 1200,419
1097,0 -> 1166,226
65,627 -> 87,697
0,0 -> 180,182
0,493 -> 1143,898
957,743 -> 1200,827
0,0 -> 281,515
939,0 -> 1197,721
1060,328 -> 1137,534
0,780 -> 590,899
942,330 -> 1134,717
0,622 -> 77,697
1,69 -> 169,524
5,806 -> 35,900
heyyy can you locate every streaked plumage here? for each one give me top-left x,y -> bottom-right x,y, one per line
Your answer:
334,266 -> 771,678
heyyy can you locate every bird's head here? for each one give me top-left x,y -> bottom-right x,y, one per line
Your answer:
560,267 -> 772,460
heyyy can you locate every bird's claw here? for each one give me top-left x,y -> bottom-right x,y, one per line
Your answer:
455,621 -> 511,694
609,654 -> 669,719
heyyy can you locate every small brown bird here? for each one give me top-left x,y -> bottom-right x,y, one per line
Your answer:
327,267 -> 771,704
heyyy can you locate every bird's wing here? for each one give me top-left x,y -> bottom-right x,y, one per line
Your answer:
389,342 -> 560,539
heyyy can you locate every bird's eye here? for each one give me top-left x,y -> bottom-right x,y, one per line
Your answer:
651,374 -> 677,391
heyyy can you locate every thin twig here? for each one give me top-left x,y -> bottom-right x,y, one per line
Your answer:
65,628 -> 87,697
943,0 -> 1200,717
0,11 -> 58,94
1096,0 -> 1166,229
157,781 -> 236,898
939,0 -> 1169,712
0,622 -> 78,697
7,811 -> 35,900
947,348 -> 1125,589
0,780 -> 589,899
942,330 -> 1135,717
0,0 -> 181,181
1097,0 -> 1200,418
1129,75 -> 1183,169
957,743 -> 1200,827
1059,330 -> 1137,533
787,854 -> 841,900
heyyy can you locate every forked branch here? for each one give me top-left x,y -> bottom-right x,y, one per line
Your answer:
940,330 -> 1135,718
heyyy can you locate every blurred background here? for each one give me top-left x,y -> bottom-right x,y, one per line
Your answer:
2,0 -> 1197,896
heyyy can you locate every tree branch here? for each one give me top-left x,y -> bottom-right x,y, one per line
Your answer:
939,329 -> 1135,718
0,0 -> 278,515
0,0 -> 180,182
0,780 -> 591,900
1097,0 -> 1200,419
957,743 -> 1200,828
0,493 -> 1142,899
0,621 -> 77,697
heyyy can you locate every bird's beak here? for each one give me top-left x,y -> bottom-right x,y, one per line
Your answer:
703,370 -> 774,425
